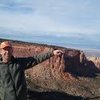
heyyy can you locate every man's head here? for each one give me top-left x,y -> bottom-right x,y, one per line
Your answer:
0,41 -> 13,63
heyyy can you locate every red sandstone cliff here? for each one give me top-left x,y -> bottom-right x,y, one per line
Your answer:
0,39 -> 100,100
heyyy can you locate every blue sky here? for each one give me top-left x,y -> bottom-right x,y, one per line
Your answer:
0,0 -> 100,50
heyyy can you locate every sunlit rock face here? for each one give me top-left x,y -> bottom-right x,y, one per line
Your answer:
0,39 -> 100,99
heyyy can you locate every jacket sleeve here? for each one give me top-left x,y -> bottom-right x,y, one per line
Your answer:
18,50 -> 54,70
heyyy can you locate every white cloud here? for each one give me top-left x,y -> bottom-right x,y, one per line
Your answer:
0,12 -> 97,36
0,0 -> 100,37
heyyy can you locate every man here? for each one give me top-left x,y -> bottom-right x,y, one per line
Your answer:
0,41 -> 63,100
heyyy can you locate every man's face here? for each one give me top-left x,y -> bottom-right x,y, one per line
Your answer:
1,47 -> 13,63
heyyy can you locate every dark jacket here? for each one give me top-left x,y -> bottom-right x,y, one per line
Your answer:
0,51 -> 53,100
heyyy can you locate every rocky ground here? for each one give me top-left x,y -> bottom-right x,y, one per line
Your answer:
0,38 -> 100,100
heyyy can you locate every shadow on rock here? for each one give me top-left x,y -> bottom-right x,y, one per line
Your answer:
28,89 -> 85,100
64,56 -> 100,78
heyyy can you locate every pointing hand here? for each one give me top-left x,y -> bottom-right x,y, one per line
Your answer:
53,50 -> 63,56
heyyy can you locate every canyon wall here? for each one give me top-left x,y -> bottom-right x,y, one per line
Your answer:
0,40 -> 100,99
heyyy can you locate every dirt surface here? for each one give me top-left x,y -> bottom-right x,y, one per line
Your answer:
0,38 -> 100,100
